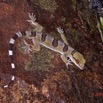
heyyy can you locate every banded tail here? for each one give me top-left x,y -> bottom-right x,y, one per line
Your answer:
4,31 -> 24,88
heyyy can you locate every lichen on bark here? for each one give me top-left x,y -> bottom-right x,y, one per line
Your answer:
31,0 -> 58,13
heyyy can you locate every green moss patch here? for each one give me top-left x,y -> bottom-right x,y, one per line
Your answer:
31,0 -> 58,13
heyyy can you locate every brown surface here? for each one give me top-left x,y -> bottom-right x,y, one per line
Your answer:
0,0 -> 103,103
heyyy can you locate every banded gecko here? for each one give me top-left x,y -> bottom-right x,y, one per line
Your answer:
4,13 -> 85,88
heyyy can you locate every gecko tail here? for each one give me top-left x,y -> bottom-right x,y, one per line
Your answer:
4,31 -> 24,88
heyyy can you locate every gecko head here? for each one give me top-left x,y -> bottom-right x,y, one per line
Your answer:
69,51 -> 86,70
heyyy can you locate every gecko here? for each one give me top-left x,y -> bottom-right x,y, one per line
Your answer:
4,13 -> 86,88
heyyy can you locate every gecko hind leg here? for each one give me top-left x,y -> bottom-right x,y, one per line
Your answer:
23,40 -> 32,54
31,38 -> 40,52
23,39 -> 40,54
27,13 -> 43,32
57,27 -> 68,45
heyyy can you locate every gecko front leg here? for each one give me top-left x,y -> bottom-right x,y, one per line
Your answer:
57,27 -> 73,68
57,27 -> 68,45
27,13 -> 43,33
60,54 -> 72,68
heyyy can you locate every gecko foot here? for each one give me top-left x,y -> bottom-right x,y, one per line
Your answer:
27,13 -> 37,26
23,40 -> 32,54
57,27 -> 64,34
23,45 -> 32,54
26,13 -> 43,32
27,13 -> 36,22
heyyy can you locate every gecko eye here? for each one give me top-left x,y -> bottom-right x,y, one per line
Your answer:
67,57 -> 72,62
67,57 -> 70,60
